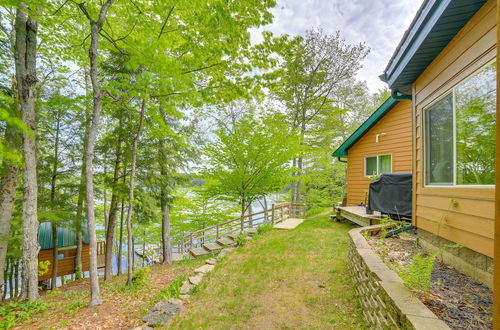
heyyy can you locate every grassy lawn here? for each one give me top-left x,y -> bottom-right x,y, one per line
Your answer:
171,211 -> 367,329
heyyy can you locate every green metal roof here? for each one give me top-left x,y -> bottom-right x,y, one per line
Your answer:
332,97 -> 404,158
380,0 -> 487,94
38,222 -> 89,250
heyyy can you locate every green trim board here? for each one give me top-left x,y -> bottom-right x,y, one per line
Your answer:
332,96 -> 408,158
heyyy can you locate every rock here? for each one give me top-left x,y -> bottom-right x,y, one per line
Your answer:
206,258 -> 217,265
142,300 -> 184,327
218,247 -> 235,258
189,273 -> 204,285
179,294 -> 190,300
180,280 -> 193,295
194,264 -> 215,274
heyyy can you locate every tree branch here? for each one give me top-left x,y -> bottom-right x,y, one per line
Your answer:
158,6 -> 175,40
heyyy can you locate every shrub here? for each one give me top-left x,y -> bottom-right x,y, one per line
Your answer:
257,223 -> 273,235
235,233 -> 248,246
397,252 -> 436,291
132,267 -> 151,286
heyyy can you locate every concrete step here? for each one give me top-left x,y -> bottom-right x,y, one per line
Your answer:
190,247 -> 210,258
217,237 -> 235,246
203,242 -> 223,252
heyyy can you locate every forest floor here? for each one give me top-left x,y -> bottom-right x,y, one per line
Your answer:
8,257 -> 207,329
170,211 -> 367,329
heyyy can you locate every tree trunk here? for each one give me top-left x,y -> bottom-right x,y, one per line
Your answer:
51,224 -> 58,289
118,196 -> 125,275
126,100 -> 146,285
50,116 -> 61,289
104,122 -> 123,280
161,195 -> 172,265
79,0 -> 115,306
0,127 -> 20,297
75,68 -> 91,279
15,6 -> 39,301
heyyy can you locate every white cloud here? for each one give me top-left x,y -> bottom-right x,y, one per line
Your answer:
254,0 -> 424,92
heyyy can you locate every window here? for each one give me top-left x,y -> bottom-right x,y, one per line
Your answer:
365,154 -> 392,176
425,61 -> 496,186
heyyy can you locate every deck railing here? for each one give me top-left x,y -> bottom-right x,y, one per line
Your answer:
171,202 -> 306,253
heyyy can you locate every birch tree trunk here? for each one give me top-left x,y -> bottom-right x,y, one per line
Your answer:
15,5 -> 39,301
77,0 -> 115,306
126,100 -> 146,285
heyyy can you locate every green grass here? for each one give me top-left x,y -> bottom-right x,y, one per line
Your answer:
170,213 -> 367,329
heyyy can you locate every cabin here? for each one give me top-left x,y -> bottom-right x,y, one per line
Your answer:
379,0 -> 495,287
332,97 -> 412,225
38,222 -> 106,281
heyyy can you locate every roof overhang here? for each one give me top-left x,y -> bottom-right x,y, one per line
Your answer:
380,0 -> 488,95
332,96 -> 410,158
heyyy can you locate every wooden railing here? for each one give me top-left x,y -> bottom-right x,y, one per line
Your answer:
171,202 -> 306,253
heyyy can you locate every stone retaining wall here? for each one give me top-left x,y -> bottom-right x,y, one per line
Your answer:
347,225 -> 449,329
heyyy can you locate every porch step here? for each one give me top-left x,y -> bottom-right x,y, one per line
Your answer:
203,242 -> 223,252
190,247 -> 210,258
217,237 -> 236,246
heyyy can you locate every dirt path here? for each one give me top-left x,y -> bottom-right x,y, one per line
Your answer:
170,213 -> 367,329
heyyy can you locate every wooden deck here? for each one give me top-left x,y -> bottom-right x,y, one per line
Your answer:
335,206 -> 383,227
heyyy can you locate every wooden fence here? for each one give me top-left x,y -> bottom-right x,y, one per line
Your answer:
171,202 -> 306,253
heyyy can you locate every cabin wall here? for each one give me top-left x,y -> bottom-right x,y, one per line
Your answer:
346,100 -> 412,206
413,0 -> 496,258
38,245 -> 90,281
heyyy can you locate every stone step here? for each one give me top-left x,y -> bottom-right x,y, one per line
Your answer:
217,237 -> 235,246
203,242 -> 223,252
190,247 -> 210,258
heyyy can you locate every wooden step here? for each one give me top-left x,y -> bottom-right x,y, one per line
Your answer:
203,242 -> 223,252
190,247 -> 210,258
245,228 -> 258,236
217,237 -> 235,246
227,233 -> 240,240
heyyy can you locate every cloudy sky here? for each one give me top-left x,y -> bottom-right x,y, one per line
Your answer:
256,0 -> 424,92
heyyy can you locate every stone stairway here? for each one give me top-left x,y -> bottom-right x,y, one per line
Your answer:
188,228 -> 258,258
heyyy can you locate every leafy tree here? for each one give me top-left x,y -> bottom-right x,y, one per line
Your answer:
204,110 -> 299,224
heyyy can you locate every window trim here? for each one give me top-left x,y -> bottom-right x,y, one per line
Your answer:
364,153 -> 392,177
422,60 -> 496,188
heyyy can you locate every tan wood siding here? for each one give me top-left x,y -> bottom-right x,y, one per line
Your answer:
413,0 -> 496,257
346,100 -> 412,206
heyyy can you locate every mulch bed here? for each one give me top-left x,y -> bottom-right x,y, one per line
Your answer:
367,229 -> 492,330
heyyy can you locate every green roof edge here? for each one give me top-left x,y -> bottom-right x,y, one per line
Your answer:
331,96 -> 409,158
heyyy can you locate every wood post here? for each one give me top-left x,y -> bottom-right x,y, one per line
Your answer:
216,224 -> 219,238
189,234 -> 193,251
271,204 -> 275,225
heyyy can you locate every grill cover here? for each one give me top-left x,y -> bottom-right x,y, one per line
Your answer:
368,173 -> 412,219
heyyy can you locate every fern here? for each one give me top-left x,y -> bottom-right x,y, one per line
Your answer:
397,252 -> 436,291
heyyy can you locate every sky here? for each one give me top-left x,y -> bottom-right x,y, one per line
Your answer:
254,0 -> 424,92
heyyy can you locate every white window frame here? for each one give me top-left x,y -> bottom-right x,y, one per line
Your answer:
423,60 -> 496,188
364,154 -> 392,177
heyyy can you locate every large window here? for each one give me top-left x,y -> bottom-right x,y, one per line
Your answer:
425,62 -> 496,186
365,154 -> 392,176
